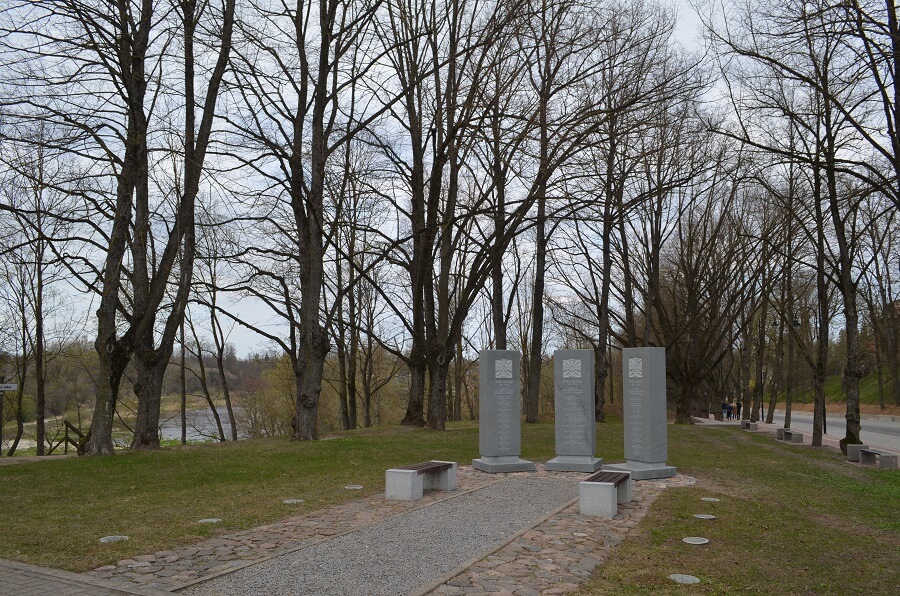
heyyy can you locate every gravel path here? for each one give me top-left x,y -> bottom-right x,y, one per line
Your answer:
184,476 -> 578,596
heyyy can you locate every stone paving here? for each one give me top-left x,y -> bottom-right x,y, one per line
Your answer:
422,473 -> 696,596
86,467 -> 501,591
0,558 -> 169,596
86,465 -> 693,595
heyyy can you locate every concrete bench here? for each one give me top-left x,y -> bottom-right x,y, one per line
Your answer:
740,420 -> 758,431
846,444 -> 869,462
385,461 -> 457,500
858,448 -> 898,469
775,428 -> 787,440
578,470 -> 632,518
780,429 -> 804,444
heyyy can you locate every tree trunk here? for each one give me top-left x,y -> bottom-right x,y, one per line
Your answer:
84,344 -> 129,455
594,346 -> 606,422
347,310 -> 359,431
362,332 -> 374,428
336,338 -> 351,431
217,356 -> 237,441
453,337 -> 463,421
824,114 -> 862,451
766,308 -> 785,424
526,193 -> 547,424
840,292 -> 864,450
131,345 -> 166,450
426,358 -> 450,431
402,356 -> 426,426
752,302 -> 768,423
0,380 -> 4,455
887,324 -> 900,406
675,381 -> 694,424
292,324 -> 328,440
180,322 -> 187,445
6,383 -> 25,456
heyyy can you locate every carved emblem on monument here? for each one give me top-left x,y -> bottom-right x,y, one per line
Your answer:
495,359 -> 513,379
562,359 -> 581,378
628,357 -> 643,378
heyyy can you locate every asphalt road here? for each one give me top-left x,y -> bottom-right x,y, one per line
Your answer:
769,410 -> 900,451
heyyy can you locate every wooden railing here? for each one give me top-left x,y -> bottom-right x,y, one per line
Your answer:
63,421 -> 85,456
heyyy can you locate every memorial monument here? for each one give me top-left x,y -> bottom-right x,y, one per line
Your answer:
472,350 -> 535,473
545,349 -> 602,472
604,346 -> 676,480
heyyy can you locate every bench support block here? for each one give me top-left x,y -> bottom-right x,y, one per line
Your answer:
579,472 -> 632,518
859,449 -> 898,469
846,444 -> 869,462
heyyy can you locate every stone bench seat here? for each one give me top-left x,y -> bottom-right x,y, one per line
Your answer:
858,448 -> 898,469
385,461 -> 457,501
740,420 -> 758,431
578,470 -> 632,518
779,429 -> 804,444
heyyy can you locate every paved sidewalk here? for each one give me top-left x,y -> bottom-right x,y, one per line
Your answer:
0,559 -> 169,596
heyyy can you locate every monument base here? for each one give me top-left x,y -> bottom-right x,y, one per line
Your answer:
544,456 -> 603,473
603,460 -> 676,480
472,456 -> 536,473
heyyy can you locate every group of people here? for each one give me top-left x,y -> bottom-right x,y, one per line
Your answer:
721,400 -> 743,420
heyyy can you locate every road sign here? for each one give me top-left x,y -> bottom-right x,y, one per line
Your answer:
0,384 -> 18,391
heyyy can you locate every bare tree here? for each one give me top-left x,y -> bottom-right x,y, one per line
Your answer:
0,0 -> 236,454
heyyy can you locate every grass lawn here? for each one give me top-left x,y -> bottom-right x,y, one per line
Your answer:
1,420 -> 898,595
578,425 -> 900,594
0,422 -> 558,572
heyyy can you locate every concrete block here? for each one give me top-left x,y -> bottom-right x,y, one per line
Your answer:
385,469 -> 423,501
579,480 -> 618,518
617,475 -> 633,504
422,461 -> 457,491
860,449 -> 898,469
783,430 -> 804,444
846,444 -> 869,462
579,472 -> 632,518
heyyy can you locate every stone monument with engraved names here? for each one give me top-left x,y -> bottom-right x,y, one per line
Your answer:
472,350 -> 536,473
604,346 -> 676,480
545,349 -> 602,472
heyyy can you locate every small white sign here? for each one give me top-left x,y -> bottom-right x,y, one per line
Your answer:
0,384 -> 17,391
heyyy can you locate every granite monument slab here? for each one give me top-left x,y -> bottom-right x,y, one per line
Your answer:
472,350 -> 535,473
604,346 -> 676,480
545,349 -> 602,472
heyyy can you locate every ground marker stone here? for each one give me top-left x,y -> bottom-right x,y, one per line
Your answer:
693,514 -> 716,520
701,497 -> 720,502
669,573 -> 701,584
99,535 -> 129,544
345,485 -> 363,490
682,537 -> 709,545
283,498 -> 305,504
197,518 -> 222,524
